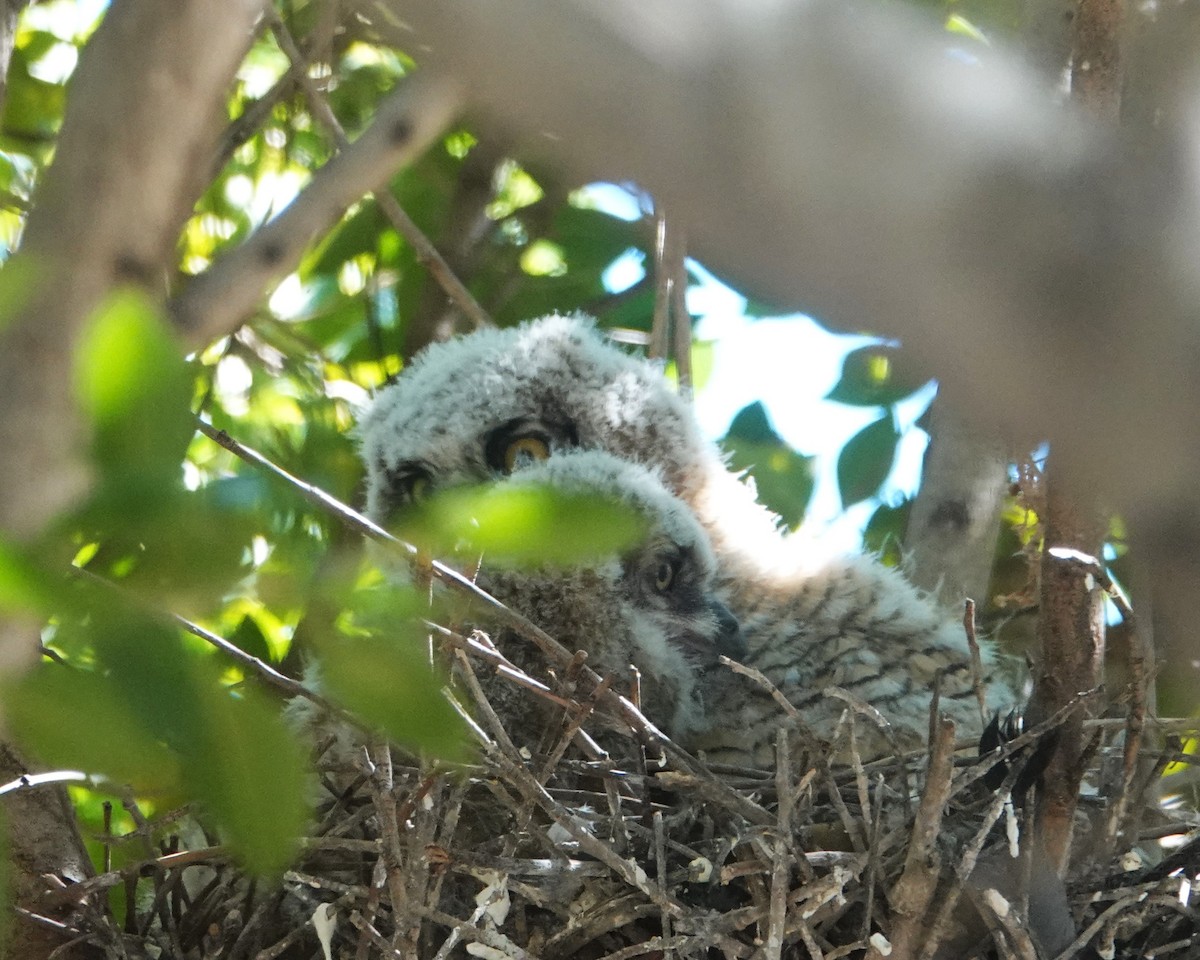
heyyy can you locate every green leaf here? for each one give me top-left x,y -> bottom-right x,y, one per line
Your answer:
4,666 -> 183,794
826,345 -> 928,407
183,686 -> 308,877
863,499 -> 911,567
726,401 -> 779,445
2,42 -> 65,146
0,537 -> 60,616
398,485 -> 645,567
230,615 -> 273,664
73,289 -> 195,482
837,415 -> 900,507
722,403 -> 814,529
314,629 -> 471,763
63,604 -> 309,874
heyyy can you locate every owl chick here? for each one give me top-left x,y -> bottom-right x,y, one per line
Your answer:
360,314 -> 1017,760
429,450 -> 743,744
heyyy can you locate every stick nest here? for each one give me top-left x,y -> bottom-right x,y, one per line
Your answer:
45,637 -> 1200,960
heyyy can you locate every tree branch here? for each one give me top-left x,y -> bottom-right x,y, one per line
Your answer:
168,71 -> 464,347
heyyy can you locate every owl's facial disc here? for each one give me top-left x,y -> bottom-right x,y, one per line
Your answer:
627,543 -> 744,668
483,416 -> 579,474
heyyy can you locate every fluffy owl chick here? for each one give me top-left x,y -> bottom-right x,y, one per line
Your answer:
360,312 -> 787,592
359,314 -> 1016,756
451,451 -> 744,744
692,551 -> 1009,765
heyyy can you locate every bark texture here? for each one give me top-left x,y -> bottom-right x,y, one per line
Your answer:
1030,484 -> 1107,875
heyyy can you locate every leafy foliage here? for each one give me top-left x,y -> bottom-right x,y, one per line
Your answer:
722,402 -> 814,530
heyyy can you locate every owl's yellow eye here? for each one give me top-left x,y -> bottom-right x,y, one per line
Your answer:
653,559 -> 676,592
504,436 -> 551,472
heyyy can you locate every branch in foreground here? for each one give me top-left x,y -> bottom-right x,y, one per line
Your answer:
169,72 -> 464,348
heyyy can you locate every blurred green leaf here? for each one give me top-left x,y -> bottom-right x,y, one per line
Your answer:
184,686 -> 308,877
826,344 -> 927,407
313,628 -> 470,763
722,403 -> 815,529
230,615 -> 273,663
0,537 -> 60,616
73,480 -> 260,614
1,41 -> 65,148
73,289 -> 195,483
837,415 -> 899,507
54,602 -> 309,874
399,484 -> 646,567
4,666 -> 184,794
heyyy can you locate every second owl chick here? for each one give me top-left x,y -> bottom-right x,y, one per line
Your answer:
431,451 -> 744,746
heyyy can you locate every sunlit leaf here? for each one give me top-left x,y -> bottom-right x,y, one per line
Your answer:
826,344 -> 928,407
314,630 -> 470,763
837,415 -> 899,507
4,666 -> 183,794
722,403 -> 815,529
398,485 -> 645,567
945,14 -> 990,45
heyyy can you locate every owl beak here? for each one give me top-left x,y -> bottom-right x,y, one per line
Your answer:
709,599 -> 746,660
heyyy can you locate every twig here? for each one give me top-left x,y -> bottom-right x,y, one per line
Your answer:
649,210 -> 671,361
963,598 -> 989,724
365,738 -> 411,951
653,810 -> 674,957
870,716 -> 956,960
919,761 -> 1024,960
1046,547 -> 1150,852
764,730 -> 793,960
667,220 -> 692,396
